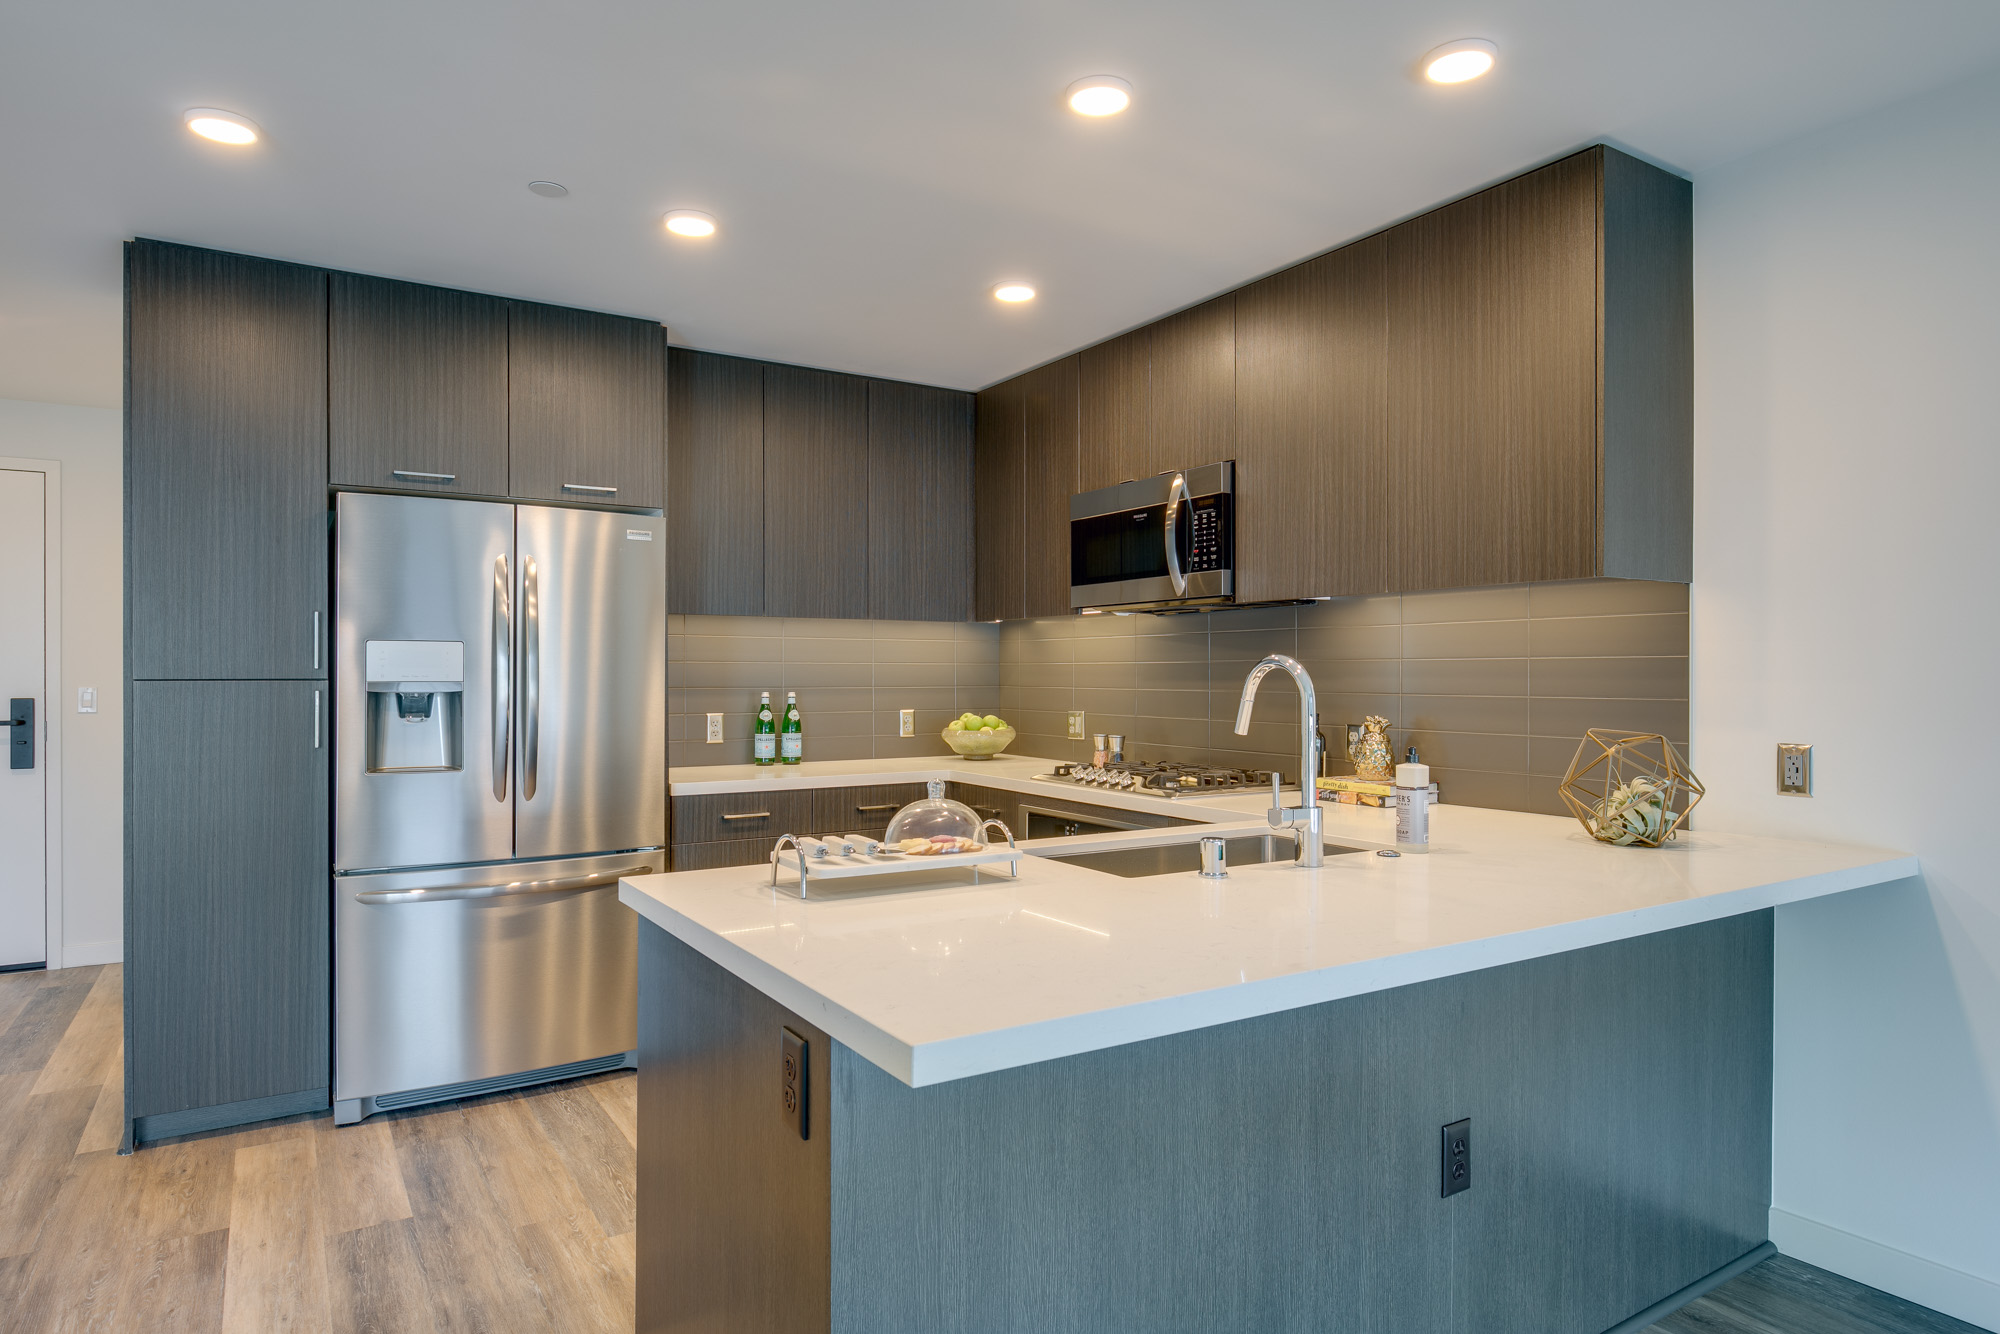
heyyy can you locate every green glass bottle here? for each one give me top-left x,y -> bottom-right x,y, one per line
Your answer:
753,691 -> 776,765
780,691 -> 803,765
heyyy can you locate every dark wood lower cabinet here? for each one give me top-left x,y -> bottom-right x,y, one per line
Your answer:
638,911 -> 1773,1334
125,680 -> 330,1143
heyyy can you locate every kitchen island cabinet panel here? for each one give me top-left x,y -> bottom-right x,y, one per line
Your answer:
764,364 -> 870,620
125,680 -> 329,1140
972,376 -> 1027,622
1020,356 -> 1080,619
636,910 -> 1772,1333
668,349 -> 766,615
1075,328 -> 1150,493
330,273 -> 510,496
1233,235 -> 1389,601
866,380 -> 974,622
508,301 -> 666,509
126,241 -> 328,681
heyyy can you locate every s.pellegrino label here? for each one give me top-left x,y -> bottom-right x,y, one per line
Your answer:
781,692 -> 803,763
754,691 -> 777,764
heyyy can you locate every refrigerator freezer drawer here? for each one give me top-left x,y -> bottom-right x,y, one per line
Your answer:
334,850 -> 659,1109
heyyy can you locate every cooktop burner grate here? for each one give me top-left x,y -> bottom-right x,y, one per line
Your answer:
1038,759 -> 1278,799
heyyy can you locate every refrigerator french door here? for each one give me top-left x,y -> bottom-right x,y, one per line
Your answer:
332,493 -> 665,1125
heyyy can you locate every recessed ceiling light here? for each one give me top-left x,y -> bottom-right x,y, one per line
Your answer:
1423,39 -> 1497,84
183,108 -> 260,145
527,180 -> 568,198
1065,76 -> 1132,117
992,283 -> 1036,303
663,209 -> 717,238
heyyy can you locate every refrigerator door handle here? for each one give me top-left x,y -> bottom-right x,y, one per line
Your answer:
350,863 -> 652,905
492,554 -> 511,802
522,554 -> 540,801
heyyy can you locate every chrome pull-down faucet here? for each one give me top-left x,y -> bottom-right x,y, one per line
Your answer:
1233,653 -> 1323,868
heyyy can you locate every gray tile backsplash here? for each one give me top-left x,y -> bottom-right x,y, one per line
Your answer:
669,616 -> 1001,766
668,579 -> 1689,818
997,579 -> 1690,816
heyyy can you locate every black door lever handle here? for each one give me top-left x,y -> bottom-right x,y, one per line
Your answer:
7,699 -> 32,769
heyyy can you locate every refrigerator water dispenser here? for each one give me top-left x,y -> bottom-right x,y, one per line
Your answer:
365,639 -> 465,773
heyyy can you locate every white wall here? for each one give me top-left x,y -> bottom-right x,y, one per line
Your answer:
0,397 -> 122,967
1694,66 -> 2000,1326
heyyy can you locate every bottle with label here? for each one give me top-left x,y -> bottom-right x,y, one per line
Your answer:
753,692 -> 776,765
1395,762 -> 1431,853
780,691 -> 803,764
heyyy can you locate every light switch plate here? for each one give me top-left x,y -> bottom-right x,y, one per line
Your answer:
706,712 -> 724,744
1068,710 -> 1086,739
77,687 -> 97,714
899,708 -> 914,738
1777,743 -> 1812,795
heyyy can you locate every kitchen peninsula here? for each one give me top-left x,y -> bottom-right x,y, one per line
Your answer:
621,757 -> 1915,1334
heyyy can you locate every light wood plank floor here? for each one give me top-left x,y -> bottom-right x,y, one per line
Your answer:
1649,1254 -> 1992,1334
0,964 -> 636,1333
7,966 -> 1989,1334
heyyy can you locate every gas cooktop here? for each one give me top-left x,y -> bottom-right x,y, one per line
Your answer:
1033,759 -> 1277,800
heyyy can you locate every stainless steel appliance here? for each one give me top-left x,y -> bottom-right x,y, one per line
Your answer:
1034,758 -> 1277,799
332,493 -> 665,1125
1070,461 -> 1234,611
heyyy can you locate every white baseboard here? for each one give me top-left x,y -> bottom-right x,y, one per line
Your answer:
1770,1207 -> 2000,1331
60,939 -> 122,968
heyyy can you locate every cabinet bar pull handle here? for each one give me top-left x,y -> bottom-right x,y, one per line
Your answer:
854,804 -> 897,812
719,811 -> 772,821
313,689 -> 321,750
393,470 -> 457,483
312,611 -> 320,670
561,483 -> 617,495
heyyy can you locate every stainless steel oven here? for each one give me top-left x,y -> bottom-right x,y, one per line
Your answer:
1070,462 -> 1234,611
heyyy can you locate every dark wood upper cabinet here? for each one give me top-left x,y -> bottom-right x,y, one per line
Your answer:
1234,235 -> 1388,602
508,301 -> 666,509
667,350 -> 765,616
1149,296 -> 1235,473
1075,327 -> 1150,492
762,363 -> 869,619
1020,356 -> 1079,619
329,273 -> 509,496
972,376 -> 1026,623
126,679 -> 330,1124
1387,150 -> 1599,591
867,380 -> 974,621
127,241 -> 329,680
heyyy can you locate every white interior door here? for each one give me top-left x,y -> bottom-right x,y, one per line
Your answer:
0,468 -> 46,968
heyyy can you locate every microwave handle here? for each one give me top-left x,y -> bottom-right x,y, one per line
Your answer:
1163,472 -> 1189,597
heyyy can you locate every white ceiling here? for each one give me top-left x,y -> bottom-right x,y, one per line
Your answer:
6,0 -> 2000,409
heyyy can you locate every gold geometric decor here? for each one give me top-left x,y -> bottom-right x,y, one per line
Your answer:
1558,730 -> 1705,847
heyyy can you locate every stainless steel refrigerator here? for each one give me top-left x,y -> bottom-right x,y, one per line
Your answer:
331,492 -> 665,1126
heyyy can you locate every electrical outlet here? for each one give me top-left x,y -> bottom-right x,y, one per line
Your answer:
1777,743 -> 1813,796
1441,1118 -> 1471,1197
899,708 -> 914,738
1347,722 -> 1365,757
705,712 -> 724,744
77,687 -> 97,714
781,1027 -> 810,1140
1068,710 -> 1087,739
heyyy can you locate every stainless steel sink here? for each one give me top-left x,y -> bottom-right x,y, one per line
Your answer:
1032,833 -> 1366,878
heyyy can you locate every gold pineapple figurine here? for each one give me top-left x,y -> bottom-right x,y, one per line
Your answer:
1352,716 -> 1394,780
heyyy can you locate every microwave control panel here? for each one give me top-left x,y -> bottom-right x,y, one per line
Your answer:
1185,493 -> 1232,573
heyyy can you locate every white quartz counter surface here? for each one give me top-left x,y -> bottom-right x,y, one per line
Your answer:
630,756 -> 1916,1087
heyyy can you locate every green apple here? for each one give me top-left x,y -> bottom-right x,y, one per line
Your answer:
945,720 -> 962,731
959,712 -> 982,729
978,725 -> 996,734
981,714 -> 1004,729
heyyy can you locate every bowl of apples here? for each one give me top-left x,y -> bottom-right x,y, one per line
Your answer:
942,712 -> 1016,759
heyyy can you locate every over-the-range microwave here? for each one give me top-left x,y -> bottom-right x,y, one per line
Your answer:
1070,461 -> 1234,612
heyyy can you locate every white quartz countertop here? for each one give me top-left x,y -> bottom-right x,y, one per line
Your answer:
630,755 -> 1917,1088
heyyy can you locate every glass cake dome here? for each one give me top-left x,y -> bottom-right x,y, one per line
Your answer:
883,779 -> 983,848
